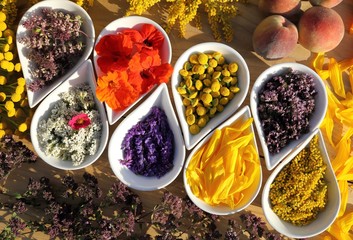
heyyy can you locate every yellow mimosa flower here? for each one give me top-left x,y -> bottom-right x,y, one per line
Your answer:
0,11 -> 6,22
14,62 -> 21,72
5,100 -> 14,110
0,43 -> 9,52
4,51 -> 13,61
0,21 -> 6,32
17,77 -> 25,86
18,123 -> 27,132
16,85 -> 25,95
0,92 -> 6,101
7,107 -> 15,117
6,61 -> 14,72
0,129 -> 5,138
0,121 -> 7,129
1,60 -> 9,69
11,93 -> 21,102
0,75 -> 6,85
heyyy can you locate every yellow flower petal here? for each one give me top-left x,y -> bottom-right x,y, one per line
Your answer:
313,52 -> 330,80
336,108 -> 353,127
349,68 -> 353,93
329,57 -> 346,98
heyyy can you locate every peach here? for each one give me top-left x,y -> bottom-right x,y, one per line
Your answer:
252,15 -> 298,60
309,0 -> 343,8
258,0 -> 301,18
298,6 -> 344,53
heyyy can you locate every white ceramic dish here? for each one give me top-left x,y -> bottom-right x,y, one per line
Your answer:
30,60 -> 109,170
250,62 -> 328,170
108,83 -> 185,191
16,0 -> 95,108
93,16 -> 172,125
262,128 -> 341,239
171,42 -> 250,150
183,106 -> 262,215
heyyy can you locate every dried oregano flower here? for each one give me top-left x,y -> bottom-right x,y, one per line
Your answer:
126,0 -> 247,42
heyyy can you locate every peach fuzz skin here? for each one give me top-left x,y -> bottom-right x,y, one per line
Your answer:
309,0 -> 343,8
252,15 -> 298,60
258,0 -> 301,17
298,6 -> 344,53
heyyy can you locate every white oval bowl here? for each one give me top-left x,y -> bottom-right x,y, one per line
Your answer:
30,60 -> 109,170
171,42 -> 250,150
16,0 -> 95,108
93,16 -> 172,125
262,128 -> 341,239
184,106 -> 262,215
250,63 -> 328,170
108,83 -> 185,191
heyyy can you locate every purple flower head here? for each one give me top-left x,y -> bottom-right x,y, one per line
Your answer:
257,68 -> 317,153
120,106 -> 175,178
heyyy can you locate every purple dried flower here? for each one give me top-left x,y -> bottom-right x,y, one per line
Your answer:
0,135 -> 37,182
257,68 -> 317,153
162,192 -> 183,219
19,8 -> 86,91
8,216 -> 26,236
12,201 -> 28,214
120,106 -> 175,178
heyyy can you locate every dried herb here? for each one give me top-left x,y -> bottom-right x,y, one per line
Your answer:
257,68 -> 317,153
120,106 -> 174,178
19,8 -> 86,91
0,172 -> 284,240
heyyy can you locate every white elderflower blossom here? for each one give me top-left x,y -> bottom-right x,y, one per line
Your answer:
38,84 -> 102,166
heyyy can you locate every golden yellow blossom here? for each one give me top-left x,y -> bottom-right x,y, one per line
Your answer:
4,51 -> 13,61
7,107 -> 15,117
0,75 -> 6,85
17,77 -> 25,86
0,92 -> 6,101
11,93 -> 21,102
14,62 -> 21,72
126,0 -> 245,42
0,11 -> 6,22
0,129 -> 5,138
18,122 -> 27,132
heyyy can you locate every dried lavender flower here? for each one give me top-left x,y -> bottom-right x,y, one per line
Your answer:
19,8 -> 86,91
257,68 -> 317,153
120,106 -> 175,178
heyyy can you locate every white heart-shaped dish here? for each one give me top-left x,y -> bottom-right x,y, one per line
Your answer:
93,16 -> 172,125
250,63 -> 328,170
171,42 -> 250,150
16,0 -> 95,108
108,83 -> 185,191
30,60 -> 109,170
183,106 -> 262,215
262,128 -> 341,238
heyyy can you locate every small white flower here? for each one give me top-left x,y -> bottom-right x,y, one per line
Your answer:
38,84 -> 102,166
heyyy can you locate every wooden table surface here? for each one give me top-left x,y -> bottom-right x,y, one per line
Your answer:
1,0 -> 353,239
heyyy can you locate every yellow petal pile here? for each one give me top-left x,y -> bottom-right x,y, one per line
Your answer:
186,117 -> 261,209
312,52 -> 353,239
